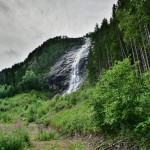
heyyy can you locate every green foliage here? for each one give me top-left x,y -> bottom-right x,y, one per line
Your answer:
49,101 -> 95,135
69,140 -> 85,150
134,118 -> 150,146
0,88 -> 95,135
0,70 -> 49,99
27,106 -> 37,122
93,59 -> 142,131
0,59 -> 150,147
88,0 -> 150,84
18,70 -> 38,91
0,122 -> 30,150
0,90 -> 50,124
0,85 -> 14,98
36,130 -> 59,141
92,59 -> 150,145
0,113 -> 12,123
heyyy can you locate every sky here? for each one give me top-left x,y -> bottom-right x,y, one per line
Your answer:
0,0 -> 117,71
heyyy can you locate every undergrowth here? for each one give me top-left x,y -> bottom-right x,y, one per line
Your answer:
0,59 -> 150,148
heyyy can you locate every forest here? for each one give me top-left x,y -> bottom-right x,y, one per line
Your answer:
88,0 -> 150,84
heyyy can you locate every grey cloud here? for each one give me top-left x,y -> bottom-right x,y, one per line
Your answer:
0,0 -> 11,13
0,49 -> 21,70
5,49 -> 20,59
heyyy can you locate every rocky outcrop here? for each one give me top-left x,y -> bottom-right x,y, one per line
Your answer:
44,38 -> 91,94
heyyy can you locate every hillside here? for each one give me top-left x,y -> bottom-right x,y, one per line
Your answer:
0,60 -> 150,149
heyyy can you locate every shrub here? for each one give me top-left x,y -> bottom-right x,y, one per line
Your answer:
134,118 -> 150,146
92,59 -> 150,146
93,59 -> 146,132
0,121 -> 31,150
0,113 -> 12,123
36,130 -> 59,141
27,106 -> 37,122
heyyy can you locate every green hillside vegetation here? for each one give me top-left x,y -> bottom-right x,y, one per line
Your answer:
0,59 -> 150,149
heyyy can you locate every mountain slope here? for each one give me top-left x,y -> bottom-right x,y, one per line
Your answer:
0,36 -> 84,98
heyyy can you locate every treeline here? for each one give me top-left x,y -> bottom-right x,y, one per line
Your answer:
0,70 -> 48,98
88,0 -> 150,84
0,36 -> 83,98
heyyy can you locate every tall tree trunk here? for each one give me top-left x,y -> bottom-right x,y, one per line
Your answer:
140,48 -> 147,71
130,39 -> 136,64
98,49 -> 102,75
125,44 -> 129,56
133,41 -> 142,75
141,35 -> 150,70
109,48 -> 113,68
117,32 -> 127,59
107,48 -> 110,69
144,24 -> 150,47
115,23 -> 126,59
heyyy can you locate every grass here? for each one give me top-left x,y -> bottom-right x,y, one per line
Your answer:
0,87 -> 96,135
31,140 -> 85,150
0,59 -> 150,149
0,90 -> 50,124
0,88 -> 94,149
48,101 -> 96,134
69,140 -> 85,150
36,130 -> 59,141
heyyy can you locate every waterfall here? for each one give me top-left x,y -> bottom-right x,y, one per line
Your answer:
64,37 -> 91,95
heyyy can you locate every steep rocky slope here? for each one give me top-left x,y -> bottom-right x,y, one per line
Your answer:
0,36 -> 90,95
45,38 -> 91,93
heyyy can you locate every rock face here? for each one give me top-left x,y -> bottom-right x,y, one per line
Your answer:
45,37 -> 91,94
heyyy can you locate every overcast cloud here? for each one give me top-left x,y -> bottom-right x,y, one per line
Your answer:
0,0 -> 117,71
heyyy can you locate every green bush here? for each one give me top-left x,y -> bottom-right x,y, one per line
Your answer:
27,106 -> 37,122
36,130 -> 59,141
0,122 -> 30,150
92,59 -> 150,145
0,113 -> 12,123
0,84 -> 14,98
134,118 -> 150,146
93,59 -> 144,132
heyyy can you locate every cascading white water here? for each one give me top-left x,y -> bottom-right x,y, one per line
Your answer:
64,37 -> 91,95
